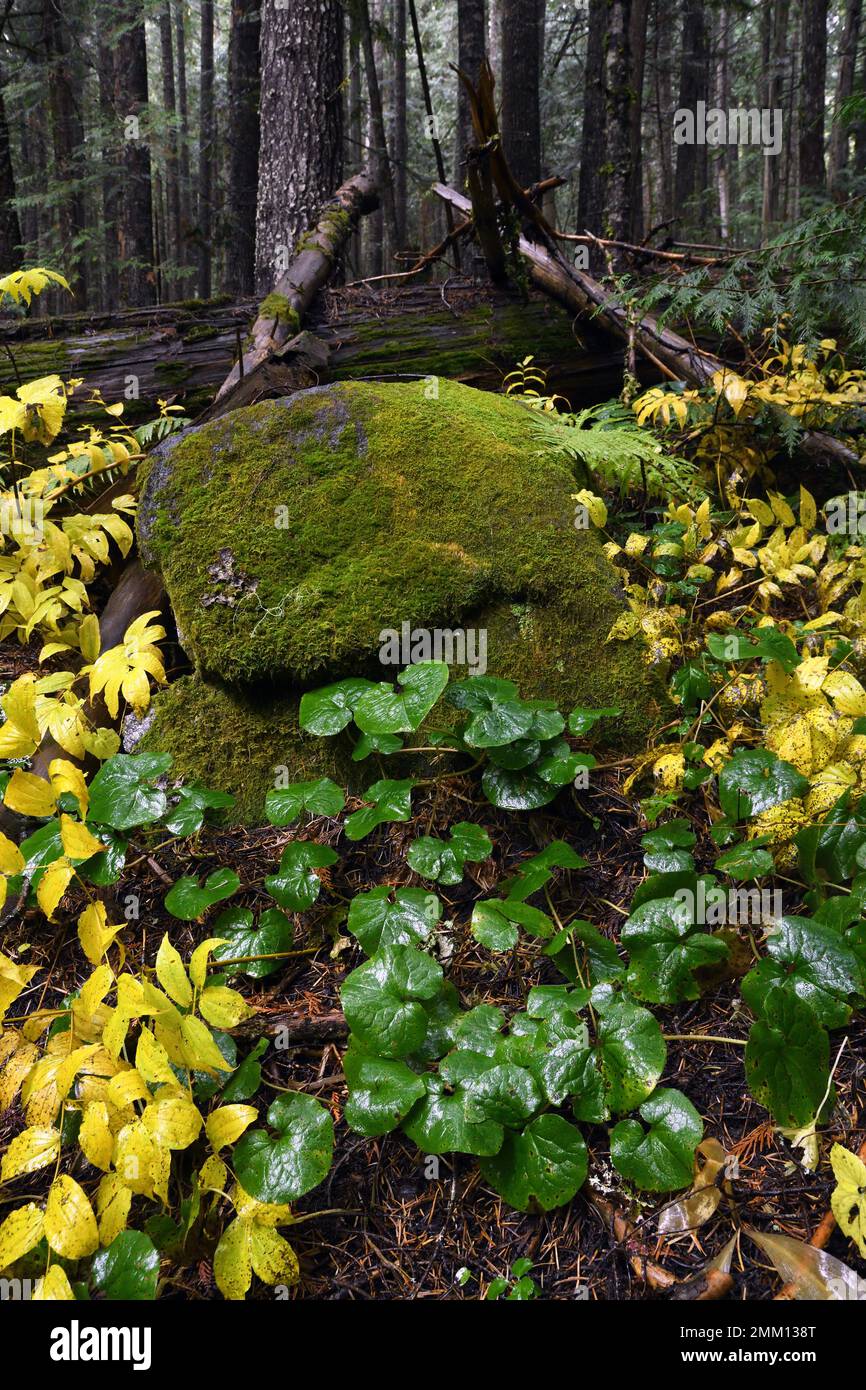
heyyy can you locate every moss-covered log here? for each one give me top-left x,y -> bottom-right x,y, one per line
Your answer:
0,296 -> 252,420
0,284 -> 633,420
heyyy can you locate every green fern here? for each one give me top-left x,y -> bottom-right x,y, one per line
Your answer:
525,398 -> 704,502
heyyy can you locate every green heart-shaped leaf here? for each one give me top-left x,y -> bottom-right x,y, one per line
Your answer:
593,984 -> 666,1115
741,916 -> 863,1028
212,906 -> 293,978
90,1230 -> 159,1300
480,1115 -> 587,1211
164,866 -> 240,921
343,1047 -> 427,1137
353,661 -> 449,734
719,749 -> 809,820
745,989 -> 830,1128
340,945 -> 444,1057
265,842 -> 339,911
407,821 -> 492,885
163,784 -> 235,836
344,778 -> 416,840
622,896 -> 729,1003
89,753 -> 173,830
233,1091 -> 334,1202
265,777 -> 346,827
347,886 -> 441,954
610,1087 -> 703,1191
298,678 -> 377,735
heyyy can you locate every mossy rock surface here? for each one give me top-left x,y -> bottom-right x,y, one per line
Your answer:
138,379 -> 666,815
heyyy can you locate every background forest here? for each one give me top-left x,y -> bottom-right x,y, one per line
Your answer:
0,0 -> 863,311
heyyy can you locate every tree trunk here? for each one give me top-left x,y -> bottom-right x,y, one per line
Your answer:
158,4 -> 181,299
456,0 -> 487,182
652,0 -> 674,226
761,0 -> 790,237
98,42 -> 120,308
358,0 -> 397,270
674,0 -> 710,230
198,0 -> 215,297
603,0 -> 634,249
174,0 -> 192,272
799,0 -> 828,198
393,0 -> 408,252
44,2 -> 89,305
255,0 -> 344,294
115,0 -> 156,306
500,0 -> 541,187
577,0 -> 607,245
225,0 -> 261,294
828,0 -> 862,195
0,69 -> 22,270
627,0 -> 649,244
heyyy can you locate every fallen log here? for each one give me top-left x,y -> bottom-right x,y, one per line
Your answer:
434,68 -> 860,473
207,170 -> 379,418
0,297 -> 253,420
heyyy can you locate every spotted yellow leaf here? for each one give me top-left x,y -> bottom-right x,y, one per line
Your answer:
44,1175 -> 99,1258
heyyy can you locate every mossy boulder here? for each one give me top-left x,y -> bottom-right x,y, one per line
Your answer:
137,379 -> 666,820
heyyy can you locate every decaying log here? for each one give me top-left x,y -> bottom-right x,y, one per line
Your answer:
0,297 -> 254,419
207,170 -> 379,418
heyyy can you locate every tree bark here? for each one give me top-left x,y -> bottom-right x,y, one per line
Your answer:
0,68 -> 22,271
44,1 -> 89,305
255,0 -> 344,294
456,0 -> 487,183
198,0 -> 215,297
500,0 -> 541,187
225,0 -> 261,294
577,0 -> 607,246
393,0 -> 408,252
627,0 -> 649,244
158,4 -> 181,299
174,0 -> 192,271
603,0 -> 634,249
799,0 -> 828,198
828,0 -> 862,195
674,0 -> 710,229
115,0 -> 156,306
761,0 -> 790,237
358,0 -> 397,270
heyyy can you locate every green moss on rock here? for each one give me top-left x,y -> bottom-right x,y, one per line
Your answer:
138,676 -> 360,824
137,379 -> 668,805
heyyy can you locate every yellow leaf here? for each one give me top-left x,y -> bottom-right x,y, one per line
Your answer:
206,1104 -> 258,1151
653,751 -> 684,793
199,985 -> 254,1029
96,1172 -> 131,1245
107,1069 -> 150,1109
249,1222 -> 300,1288
0,832 -> 24,876
79,1101 -> 114,1170
213,1216 -> 252,1300
44,1175 -> 99,1258
142,1095 -> 203,1150
823,670 -> 866,717
830,1143 -> 866,1258
155,934 -> 193,1008
799,486 -> 817,531
189,937 -> 229,991
114,1121 -> 157,1196
180,1015 -> 233,1075
36,857 -> 75,920
77,901 -> 123,966
59,814 -> 104,861
4,768 -> 56,817
77,612 -> 101,662
135,1026 -> 177,1089
572,488 -> 607,528
606,611 -> 641,642
0,1125 -> 60,1181
32,1264 -> 75,1300
0,1203 -> 44,1269
200,1154 -> 229,1193
48,758 -> 89,817
0,1038 -> 38,1108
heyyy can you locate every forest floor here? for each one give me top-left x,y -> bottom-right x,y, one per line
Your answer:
4,621 -> 863,1301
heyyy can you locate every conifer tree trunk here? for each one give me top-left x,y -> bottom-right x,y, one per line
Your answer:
225,0 -> 260,294
115,0 -> 155,306
255,0 -> 344,293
